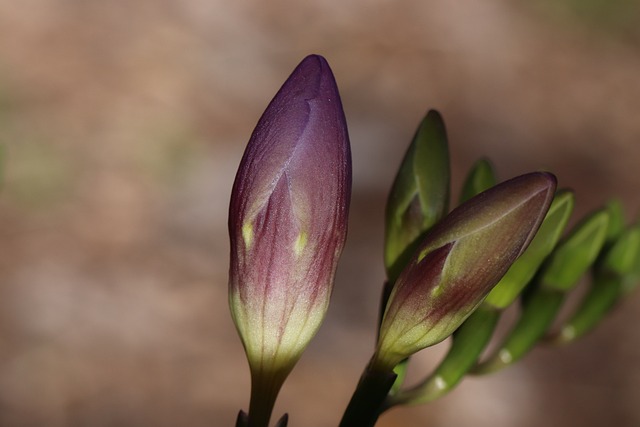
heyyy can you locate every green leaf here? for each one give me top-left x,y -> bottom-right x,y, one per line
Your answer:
384,110 -> 451,282
541,208 -> 610,291
458,158 -> 496,204
484,189 -> 575,309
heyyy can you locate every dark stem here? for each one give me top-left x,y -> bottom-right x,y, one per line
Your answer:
339,358 -> 397,427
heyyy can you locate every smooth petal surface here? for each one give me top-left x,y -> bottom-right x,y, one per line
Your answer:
375,172 -> 556,369
229,54 -> 351,373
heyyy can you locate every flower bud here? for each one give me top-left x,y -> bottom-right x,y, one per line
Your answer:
553,222 -> 640,344
374,172 -> 556,370
384,110 -> 450,282
541,208 -> 610,291
458,158 -> 496,204
604,199 -> 625,242
228,54 -> 351,420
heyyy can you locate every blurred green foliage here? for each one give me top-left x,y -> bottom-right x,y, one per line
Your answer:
531,0 -> 640,44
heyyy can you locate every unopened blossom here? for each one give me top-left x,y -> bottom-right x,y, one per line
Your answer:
375,172 -> 556,370
228,54 -> 351,426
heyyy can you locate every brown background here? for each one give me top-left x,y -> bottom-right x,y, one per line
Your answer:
0,1 -> 639,426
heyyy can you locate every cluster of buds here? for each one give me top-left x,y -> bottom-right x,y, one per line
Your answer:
227,54 -> 636,427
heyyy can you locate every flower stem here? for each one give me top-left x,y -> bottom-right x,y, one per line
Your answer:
339,358 -> 397,427
243,367 -> 287,427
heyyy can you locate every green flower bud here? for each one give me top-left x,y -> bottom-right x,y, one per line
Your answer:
556,224 -> 640,343
374,172 -> 556,370
604,199 -> 625,242
459,158 -> 497,204
384,110 -> 450,282
541,209 -> 610,291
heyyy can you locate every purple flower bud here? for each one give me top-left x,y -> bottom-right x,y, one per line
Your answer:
374,172 -> 556,370
228,55 -> 351,390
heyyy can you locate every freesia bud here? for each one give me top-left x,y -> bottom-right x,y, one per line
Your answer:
555,223 -> 640,343
604,199 -> 625,242
458,158 -> 496,204
229,54 -> 351,426
374,172 -> 556,370
384,110 -> 450,282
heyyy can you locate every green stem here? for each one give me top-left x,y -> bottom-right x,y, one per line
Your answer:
243,367 -> 288,427
339,358 -> 397,427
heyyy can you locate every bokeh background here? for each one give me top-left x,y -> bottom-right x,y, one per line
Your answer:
1,1 -> 639,426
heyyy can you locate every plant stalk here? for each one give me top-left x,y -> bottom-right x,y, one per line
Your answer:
339,358 -> 397,427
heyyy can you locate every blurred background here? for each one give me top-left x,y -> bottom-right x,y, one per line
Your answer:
0,0 -> 639,426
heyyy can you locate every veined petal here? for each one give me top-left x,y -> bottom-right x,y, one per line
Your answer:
228,55 -> 352,405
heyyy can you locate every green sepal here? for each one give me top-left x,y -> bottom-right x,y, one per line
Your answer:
383,303 -> 500,407
458,158 -> 497,204
473,288 -> 564,374
541,208 -> 610,291
384,110 -> 450,282
388,359 -> 409,396
484,190 -> 574,308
